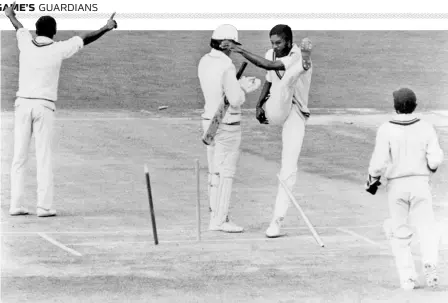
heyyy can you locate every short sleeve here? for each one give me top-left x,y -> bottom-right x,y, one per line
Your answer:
16,28 -> 32,51
58,36 -> 84,60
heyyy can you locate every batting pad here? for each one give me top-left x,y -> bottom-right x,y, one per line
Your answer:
209,173 -> 220,216
212,177 -> 233,225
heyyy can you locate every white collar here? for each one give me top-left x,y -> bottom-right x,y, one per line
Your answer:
392,113 -> 418,121
273,43 -> 300,60
33,36 -> 54,46
290,43 -> 300,54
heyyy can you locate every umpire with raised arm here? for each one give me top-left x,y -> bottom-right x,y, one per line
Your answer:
5,2 -> 117,217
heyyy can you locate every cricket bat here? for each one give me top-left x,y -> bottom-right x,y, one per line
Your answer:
202,62 -> 248,145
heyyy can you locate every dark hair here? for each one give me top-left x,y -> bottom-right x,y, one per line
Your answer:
36,16 -> 57,38
393,88 -> 417,114
269,24 -> 293,43
210,39 -> 225,51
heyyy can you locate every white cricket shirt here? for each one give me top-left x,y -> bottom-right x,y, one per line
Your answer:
368,113 -> 444,180
265,44 -> 312,119
198,49 -> 245,124
15,28 -> 84,109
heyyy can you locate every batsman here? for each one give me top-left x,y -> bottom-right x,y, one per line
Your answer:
197,24 -> 260,233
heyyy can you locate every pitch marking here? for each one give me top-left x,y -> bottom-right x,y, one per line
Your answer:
38,232 -> 82,257
0,225 -> 381,236
336,228 -> 380,246
68,236 -> 329,247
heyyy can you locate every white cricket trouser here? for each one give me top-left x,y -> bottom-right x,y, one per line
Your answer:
202,120 -> 241,225
265,58 -> 308,126
272,106 -> 307,218
10,99 -> 55,210
385,176 -> 440,281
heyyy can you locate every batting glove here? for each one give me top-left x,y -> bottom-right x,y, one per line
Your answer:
239,76 -> 261,94
365,175 -> 381,195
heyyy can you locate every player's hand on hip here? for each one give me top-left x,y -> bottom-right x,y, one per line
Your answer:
5,1 -> 17,17
106,12 -> 118,30
256,107 -> 269,124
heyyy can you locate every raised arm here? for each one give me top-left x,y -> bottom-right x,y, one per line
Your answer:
4,2 -> 24,30
222,42 -> 286,71
78,13 -> 117,46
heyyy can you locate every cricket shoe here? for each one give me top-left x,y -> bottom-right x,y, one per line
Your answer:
37,207 -> 57,217
300,38 -> 312,71
209,220 -> 244,233
9,206 -> 29,216
265,217 -> 286,238
400,278 -> 416,291
423,263 -> 439,288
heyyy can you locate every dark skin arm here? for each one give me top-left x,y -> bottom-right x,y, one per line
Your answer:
255,81 -> 271,124
78,13 -> 117,46
221,41 -> 286,71
4,2 -> 24,30
222,39 -> 313,72
220,41 -> 279,123
257,81 -> 272,108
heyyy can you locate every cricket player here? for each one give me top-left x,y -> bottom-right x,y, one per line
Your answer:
366,87 -> 444,290
222,24 -> 313,238
198,24 -> 260,233
6,2 -> 118,217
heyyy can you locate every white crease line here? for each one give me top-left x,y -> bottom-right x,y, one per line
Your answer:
2,229 -> 191,235
0,225 -> 381,235
1,117 -> 164,122
336,227 -> 380,246
69,235 -> 319,246
282,224 -> 380,230
37,232 -> 82,257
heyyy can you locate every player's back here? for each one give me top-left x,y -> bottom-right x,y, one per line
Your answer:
18,42 -> 64,99
383,117 -> 442,179
197,50 -> 243,122
16,28 -> 83,102
198,52 -> 230,102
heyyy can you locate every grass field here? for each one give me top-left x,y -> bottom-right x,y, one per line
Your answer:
1,30 -> 448,302
2,30 -> 448,112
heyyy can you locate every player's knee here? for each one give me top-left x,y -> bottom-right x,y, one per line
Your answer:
393,225 -> 414,240
383,219 -> 414,240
